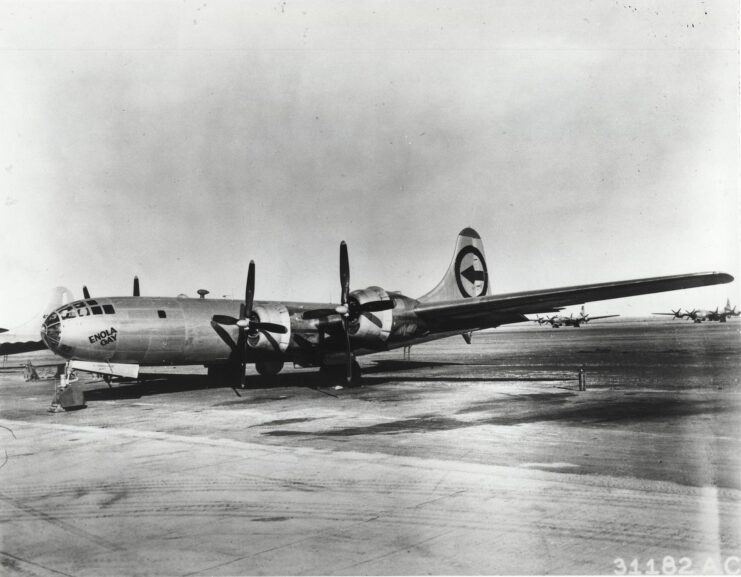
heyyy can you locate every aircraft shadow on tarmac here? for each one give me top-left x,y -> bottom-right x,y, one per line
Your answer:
261,396 -> 732,438
81,359 -> 579,402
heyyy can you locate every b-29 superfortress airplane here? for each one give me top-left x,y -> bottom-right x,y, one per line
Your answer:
653,299 -> 740,323
532,305 -> 619,328
5,228 -> 732,387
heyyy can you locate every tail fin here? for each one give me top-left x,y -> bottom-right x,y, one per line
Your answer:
43,286 -> 74,316
418,228 -> 490,302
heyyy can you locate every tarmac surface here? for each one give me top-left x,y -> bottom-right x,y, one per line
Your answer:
0,319 -> 740,575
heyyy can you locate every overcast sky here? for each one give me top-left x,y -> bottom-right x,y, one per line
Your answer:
1,0 -> 738,327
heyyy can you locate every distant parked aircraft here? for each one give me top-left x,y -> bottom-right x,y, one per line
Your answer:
652,308 -> 690,320
653,299 -> 740,323
533,305 -> 619,328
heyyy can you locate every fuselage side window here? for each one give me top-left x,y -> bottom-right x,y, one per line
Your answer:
102,304 -> 115,315
157,310 -> 167,319
91,306 -> 103,315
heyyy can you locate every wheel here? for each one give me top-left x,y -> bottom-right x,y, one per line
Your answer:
255,360 -> 284,377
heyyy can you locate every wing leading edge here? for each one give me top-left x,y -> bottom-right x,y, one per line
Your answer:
413,272 -> 734,327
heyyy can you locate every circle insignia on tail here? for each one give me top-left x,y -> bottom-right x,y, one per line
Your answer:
455,246 -> 488,298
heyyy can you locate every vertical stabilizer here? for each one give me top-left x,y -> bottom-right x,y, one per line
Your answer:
44,287 -> 74,316
418,228 -> 490,303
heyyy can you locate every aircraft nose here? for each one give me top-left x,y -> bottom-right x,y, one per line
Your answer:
40,311 -> 62,352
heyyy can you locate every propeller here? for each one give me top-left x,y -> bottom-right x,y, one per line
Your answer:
82,286 -> 91,299
302,241 -> 394,383
210,261 -> 287,388
671,308 -> 684,319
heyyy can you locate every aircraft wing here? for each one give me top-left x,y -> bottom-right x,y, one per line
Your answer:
0,339 -> 48,356
413,272 -> 733,329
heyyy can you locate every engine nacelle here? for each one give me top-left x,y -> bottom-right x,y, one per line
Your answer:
248,304 -> 291,353
347,286 -> 394,343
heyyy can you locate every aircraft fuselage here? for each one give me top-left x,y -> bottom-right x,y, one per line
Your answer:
40,293 -> 446,369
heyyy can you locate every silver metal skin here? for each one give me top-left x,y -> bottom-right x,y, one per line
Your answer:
37,229 -> 734,378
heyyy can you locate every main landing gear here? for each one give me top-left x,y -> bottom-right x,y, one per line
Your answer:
255,360 -> 284,377
207,360 -> 285,388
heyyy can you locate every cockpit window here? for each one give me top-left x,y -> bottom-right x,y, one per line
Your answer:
59,306 -> 76,319
86,299 -> 98,306
91,305 -> 103,315
103,304 -> 115,314
41,311 -> 61,348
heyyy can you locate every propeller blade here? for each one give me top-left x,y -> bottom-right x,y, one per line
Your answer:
261,330 -> 281,352
82,286 -> 91,299
359,299 -> 395,313
302,308 -> 339,320
292,334 -> 316,349
253,322 -> 288,334
342,316 -> 352,384
133,276 -> 140,297
237,325 -> 247,388
212,315 -> 239,325
340,241 -> 350,305
210,320 -> 238,352
246,261 -> 255,317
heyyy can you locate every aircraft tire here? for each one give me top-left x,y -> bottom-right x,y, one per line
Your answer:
256,360 -> 284,377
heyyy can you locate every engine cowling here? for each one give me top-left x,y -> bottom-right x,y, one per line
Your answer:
347,286 -> 394,343
248,304 -> 291,352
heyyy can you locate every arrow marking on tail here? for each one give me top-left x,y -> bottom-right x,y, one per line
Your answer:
454,246 -> 488,298
460,266 -> 486,284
